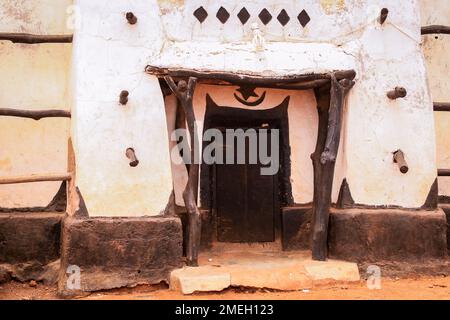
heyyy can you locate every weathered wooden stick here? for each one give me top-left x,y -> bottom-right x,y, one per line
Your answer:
321,78 -> 355,164
67,138 -> 77,217
0,33 -> 73,44
175,100 -> 187,131
434,102 -> 450,112
175,99 -> 190,172
0,173 -> 71,185
311,74 -> 354,261
126,12 -> 138,25
0,108 -> 71,120
311,87 -> 331,262
125,148 -> 139,167
186,78 -> 330,91
159,79 -> 174,97
258,79 -> 331,91
387,87 -> 407,100
147,65 -> 356,86
421,25 -> 450,35
393,150 -> 409,174
438,169 -> 450,177
165,76 -> 201,267
379,8 -> 389,25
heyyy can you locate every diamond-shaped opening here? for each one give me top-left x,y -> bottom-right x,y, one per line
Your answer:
298,9 -> 311,28
237,7 -> 250,25
258,8 -> 272,25
216,6 -> 230,24
277,9 -> 290,26
193,6 -> 208,23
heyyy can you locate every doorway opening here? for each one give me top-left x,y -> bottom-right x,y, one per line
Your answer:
199,94 -> 293,246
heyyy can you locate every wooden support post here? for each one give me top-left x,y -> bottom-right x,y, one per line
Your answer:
311,74 -> 354,261
175,99 -> 190,173
159,79 -> 174,97
311,86 -> 331,261
165,76 -> 201,267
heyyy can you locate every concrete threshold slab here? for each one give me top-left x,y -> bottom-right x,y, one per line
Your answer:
170,250 -> 360,295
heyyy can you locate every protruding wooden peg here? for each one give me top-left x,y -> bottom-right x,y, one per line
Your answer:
119,90 -> 129,105
379,8 -> 389,25
126,12 -> 138,25
387,87 -> 407,100
126,148 -> 139,167
393,150 -> 409,174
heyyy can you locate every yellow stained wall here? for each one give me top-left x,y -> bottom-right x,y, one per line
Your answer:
0,1 -> 72,208
420,0 -> 450,196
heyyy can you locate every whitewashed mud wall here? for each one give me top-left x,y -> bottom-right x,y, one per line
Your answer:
158,0 -> 437,208
343,1 -> 436,208
420,0 -> 450,197
0,0 -> 72,208
72,0 -> 172,216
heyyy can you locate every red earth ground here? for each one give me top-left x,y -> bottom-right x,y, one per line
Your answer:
1,276 -> 449,300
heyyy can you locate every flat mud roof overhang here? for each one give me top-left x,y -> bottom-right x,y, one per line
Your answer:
145,66 -> 356,90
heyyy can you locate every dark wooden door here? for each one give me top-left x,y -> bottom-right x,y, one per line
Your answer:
215,128 -> 277,242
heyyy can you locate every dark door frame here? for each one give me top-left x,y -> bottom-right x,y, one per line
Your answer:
199,94 -> 293,246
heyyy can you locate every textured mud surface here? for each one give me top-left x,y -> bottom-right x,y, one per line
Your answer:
1,276 -> 450,300
58,216 -> 183,296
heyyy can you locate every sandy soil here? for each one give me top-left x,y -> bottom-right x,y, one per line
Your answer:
1,276 -> 449,300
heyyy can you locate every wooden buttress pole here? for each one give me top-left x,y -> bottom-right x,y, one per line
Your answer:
164,76 -> 201,266
311,74 -> 354,261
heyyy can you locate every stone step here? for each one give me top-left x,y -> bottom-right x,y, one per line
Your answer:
170,253 -> 360,295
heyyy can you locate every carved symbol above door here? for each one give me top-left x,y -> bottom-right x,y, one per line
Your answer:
234,86 -> 267,107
